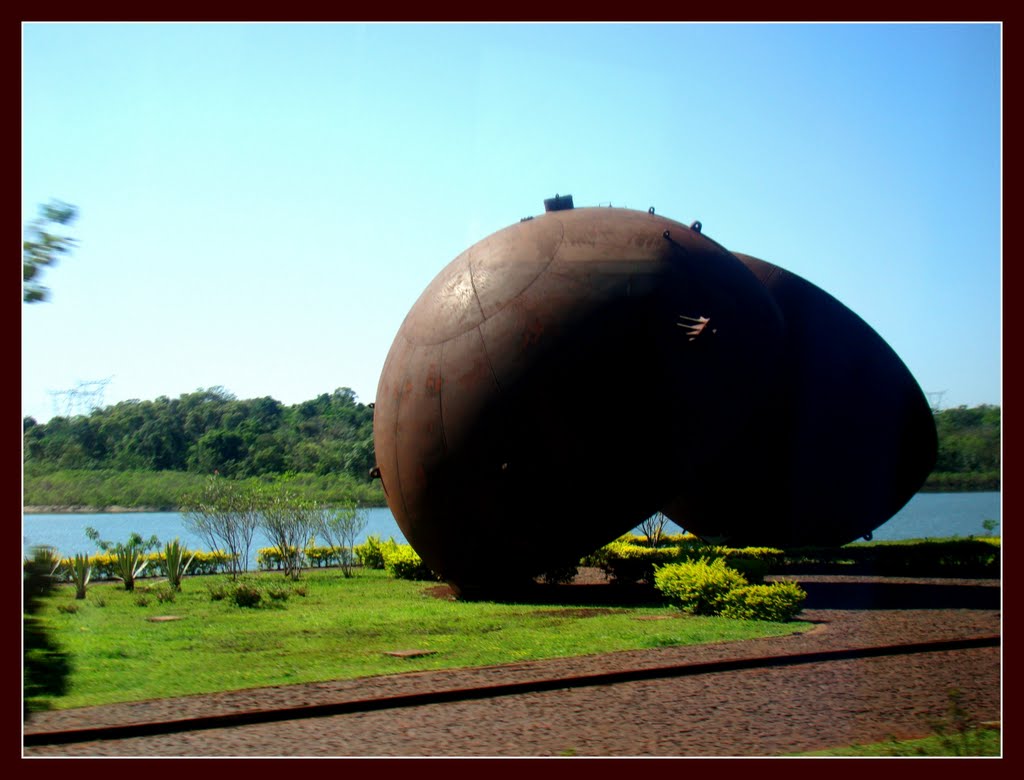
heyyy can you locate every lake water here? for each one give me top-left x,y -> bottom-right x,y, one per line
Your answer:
22,492 -> 1001,569
21,507 -> 408,571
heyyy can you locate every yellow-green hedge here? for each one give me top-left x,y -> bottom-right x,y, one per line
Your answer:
381,543 -> 438,581
57,549 -> 234,580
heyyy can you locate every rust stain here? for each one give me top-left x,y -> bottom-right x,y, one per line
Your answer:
425,366 -> 444,394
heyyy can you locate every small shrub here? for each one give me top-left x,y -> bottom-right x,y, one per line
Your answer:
381,544 -> 437,581
256,541 -> 307,580
267,586 -> 290,601
134,595 -> 150,607
776,540 -> 1000,577
93,597 -> 107,608
304,544 -> 339,568
191,550 -> 235,576
354,535 -> 389,569
257,546 -> 292,571
163,538 -> 196,591
653,557 -> 748,615
154,586 -> 176,604
720,582 -> 807,622
723,547 -> 785,581
207,583 -> 228,601
232,582 -> 263,608
57,603 -> 79,615
671,543 -> 788,583
25,545 -> 62,583
112,542 -> 149,592
661,532 -> 697,546
293,585 -> 308,597
599,542 -> 680,584
64,552 -> 92,600
721,557 -> 769,584
674,539 -> 729,562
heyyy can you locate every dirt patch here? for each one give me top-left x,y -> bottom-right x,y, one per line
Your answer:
421,585 -> 457,600
420,568 -> 663,607
534,608 -> 620,618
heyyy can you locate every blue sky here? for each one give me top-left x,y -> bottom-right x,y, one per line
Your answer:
21,22 -> 1001,423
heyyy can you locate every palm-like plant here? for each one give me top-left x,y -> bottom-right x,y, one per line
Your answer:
24,545 -> 62,603
26,545 -> 61,576
163,538 -> 196,591
112,542 -> 149,592
66,553 -> 92,600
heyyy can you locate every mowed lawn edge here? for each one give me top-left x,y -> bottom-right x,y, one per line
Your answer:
29,568 -> 809,711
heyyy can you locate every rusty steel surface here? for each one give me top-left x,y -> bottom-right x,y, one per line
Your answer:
374,206 -> 785,594
372,201 -> 936,595
660,252 -> 938,547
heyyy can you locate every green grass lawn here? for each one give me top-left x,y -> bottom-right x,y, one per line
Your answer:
792,728 -> 1000,757
28,568 -> 809,711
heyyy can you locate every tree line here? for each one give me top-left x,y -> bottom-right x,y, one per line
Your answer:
932,404 -> 1000,473
23,386 -> 376,483
22,391 -> 1000,496
924,403 -> 1000,491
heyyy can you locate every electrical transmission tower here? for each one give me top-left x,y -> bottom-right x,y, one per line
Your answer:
49,377 -> 112,418
925,390 -> 947,413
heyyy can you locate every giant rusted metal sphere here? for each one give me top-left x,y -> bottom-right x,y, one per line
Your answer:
372,201 -> 937,595
373,205 -> 786,595
660,252 -> 938,547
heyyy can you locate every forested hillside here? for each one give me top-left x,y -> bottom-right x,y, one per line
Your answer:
22,390 -> 1000,509
925,404 -> 1001,491
23,387 -> 374,481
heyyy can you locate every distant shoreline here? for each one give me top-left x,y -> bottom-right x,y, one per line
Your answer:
22,505 -> 170,515
24,487 -> 1000,516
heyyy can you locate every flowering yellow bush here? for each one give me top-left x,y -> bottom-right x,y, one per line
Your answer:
653,557 -> 749,615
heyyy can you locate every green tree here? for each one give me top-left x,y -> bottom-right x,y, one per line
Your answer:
258,486 -> 320,580
188,429 -> 247,476
23,199 -> 78,303
638,510 -> 669,547
314,500 -> 369,577
180,475 -> 261,579
932,405 -> 1000,474
23,385 -> 383,499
